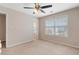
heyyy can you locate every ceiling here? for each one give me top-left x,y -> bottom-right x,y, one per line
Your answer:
0,3 -> 79,18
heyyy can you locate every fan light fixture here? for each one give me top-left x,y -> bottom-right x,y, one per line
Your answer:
24,3 -> 52,14
34,9 -> 39,15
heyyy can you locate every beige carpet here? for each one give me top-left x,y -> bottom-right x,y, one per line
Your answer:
1,40 -> 79,55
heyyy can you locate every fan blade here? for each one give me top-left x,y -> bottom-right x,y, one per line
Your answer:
41,5 -> 52,9
24,7 -> 34,9
40,9 -> 45,13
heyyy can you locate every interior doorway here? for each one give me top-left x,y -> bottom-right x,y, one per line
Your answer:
0,14 -> 6,48
33,19 -> 39,40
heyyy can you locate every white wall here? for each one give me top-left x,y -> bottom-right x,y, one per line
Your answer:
0,5 -> 37,48
39,7 -> 79,48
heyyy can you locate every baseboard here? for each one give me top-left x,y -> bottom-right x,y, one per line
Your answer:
61,41 -> 79,49
6,39 -> 33,48
41,39 -> 79,49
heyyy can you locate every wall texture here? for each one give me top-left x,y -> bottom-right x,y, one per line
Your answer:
0,5 -> 36,48
39,7 -> 79,48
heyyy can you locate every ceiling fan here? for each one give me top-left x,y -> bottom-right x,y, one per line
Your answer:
24,3 -> 52,14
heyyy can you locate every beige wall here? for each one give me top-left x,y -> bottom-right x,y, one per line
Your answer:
39,7 -> 79,48
0,5 -> 37,48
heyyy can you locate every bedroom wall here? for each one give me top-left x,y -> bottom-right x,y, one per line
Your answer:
0,5 -> 36,48
39,7 -> 79,48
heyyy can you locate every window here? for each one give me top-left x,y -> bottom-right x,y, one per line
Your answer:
45,15 -> 68,37
45,20 -> 55,35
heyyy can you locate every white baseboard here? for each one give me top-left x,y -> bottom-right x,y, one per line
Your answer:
41,39 -> 79,49
6,39 -> 33,48
61,41 -> 79,49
